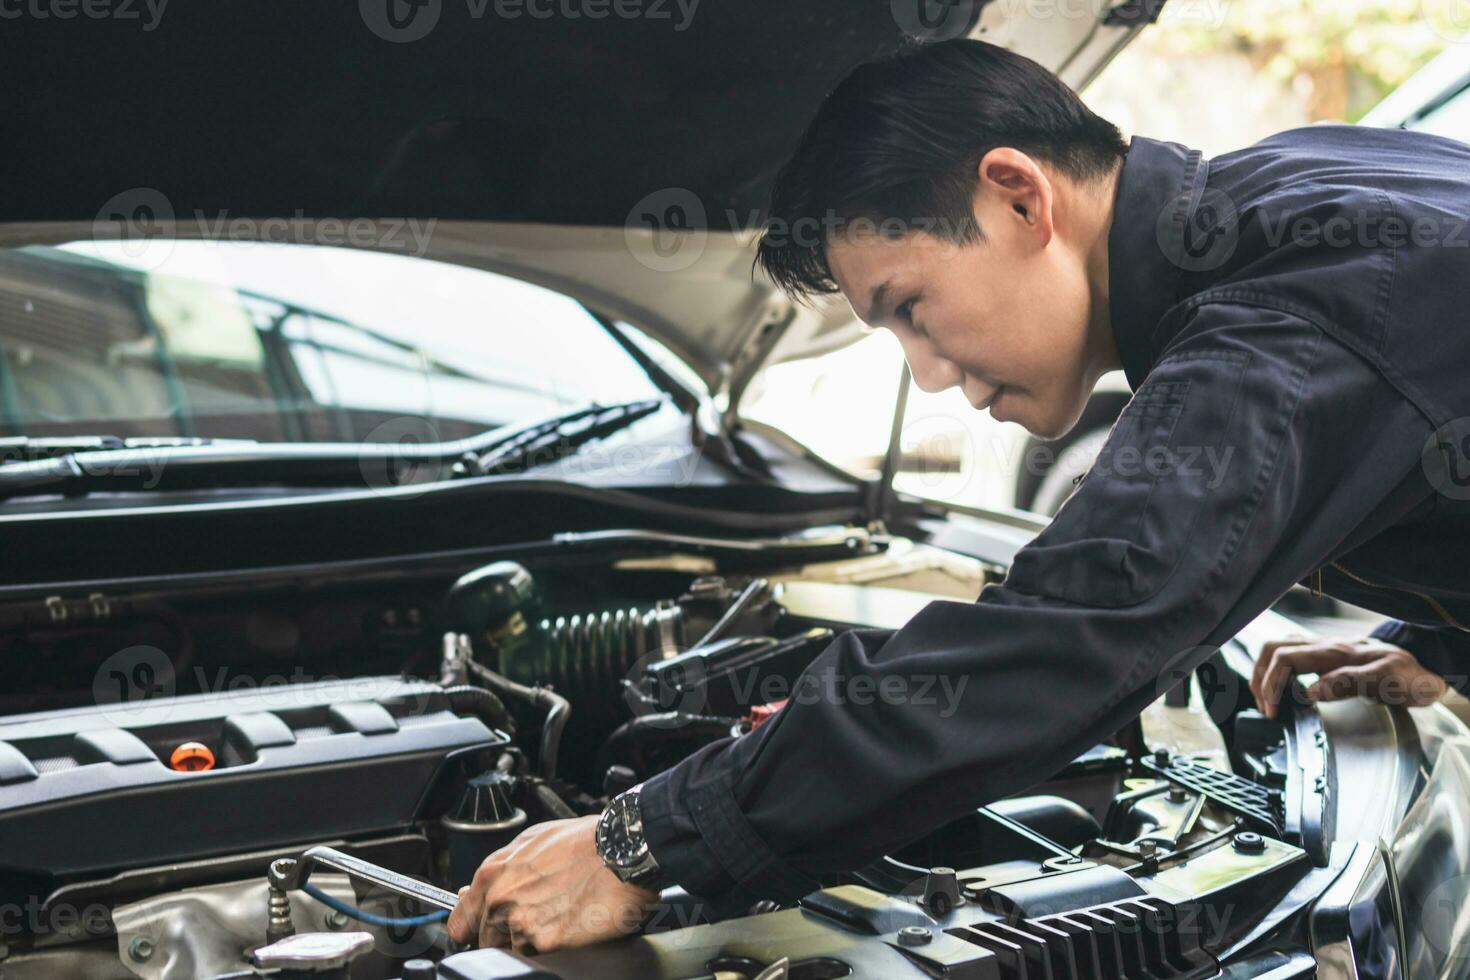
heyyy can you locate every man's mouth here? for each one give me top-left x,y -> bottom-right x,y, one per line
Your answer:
987,387 -> 1016,424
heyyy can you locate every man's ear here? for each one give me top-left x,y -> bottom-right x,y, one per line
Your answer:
975,147 -> 1054,248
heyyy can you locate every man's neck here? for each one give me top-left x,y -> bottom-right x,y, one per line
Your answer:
1079,162 -> 1124,382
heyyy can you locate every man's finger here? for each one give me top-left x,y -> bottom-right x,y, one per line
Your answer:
450,855 -> 508,945
1259,646 -> 1337,716
480,904 -> 515,949
505,908 -> 543,957
1252,637 -> 1314,707
448,884 -> 483,945
1307,663 -> 1384,703
1256,645 -> 1311,718
1259,645 -> 1362,718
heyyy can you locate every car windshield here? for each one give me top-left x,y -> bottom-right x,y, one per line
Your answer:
0,241 -> 665,445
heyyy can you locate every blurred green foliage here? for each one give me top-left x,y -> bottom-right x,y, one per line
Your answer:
1145,0 -> 1463,120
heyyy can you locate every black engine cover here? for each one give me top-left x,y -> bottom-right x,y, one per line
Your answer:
0,677 -> 506,887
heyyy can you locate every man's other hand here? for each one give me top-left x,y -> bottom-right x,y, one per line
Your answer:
446,815 -> 659,955
1250,635 -> 1447,718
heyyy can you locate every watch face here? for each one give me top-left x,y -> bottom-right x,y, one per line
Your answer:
599,794 -> 647,871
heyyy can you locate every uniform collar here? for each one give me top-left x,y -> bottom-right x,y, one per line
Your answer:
1106,136 -> 1208,390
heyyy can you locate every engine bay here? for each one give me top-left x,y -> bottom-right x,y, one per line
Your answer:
0,527 -> 1324,979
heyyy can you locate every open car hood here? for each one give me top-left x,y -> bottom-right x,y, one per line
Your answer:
1,0 -> 1153,402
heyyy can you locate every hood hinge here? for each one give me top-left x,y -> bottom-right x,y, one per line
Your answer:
722,300 -> 797,428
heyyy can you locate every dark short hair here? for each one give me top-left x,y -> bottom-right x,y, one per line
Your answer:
755,39 -> 1128,299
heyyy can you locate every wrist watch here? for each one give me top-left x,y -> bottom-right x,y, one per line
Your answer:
595,784 -> 669,892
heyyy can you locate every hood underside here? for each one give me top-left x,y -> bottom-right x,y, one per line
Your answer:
2,0 -> 1150,396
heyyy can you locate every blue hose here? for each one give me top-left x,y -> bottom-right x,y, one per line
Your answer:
302,882 -> 450,928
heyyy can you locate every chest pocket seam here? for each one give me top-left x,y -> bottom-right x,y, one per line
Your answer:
1079,383 -> 1190,547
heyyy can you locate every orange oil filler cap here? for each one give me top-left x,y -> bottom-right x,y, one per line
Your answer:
169,742 -> 216,772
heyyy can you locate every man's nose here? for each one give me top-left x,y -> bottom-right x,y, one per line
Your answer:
900,338 -> 963,394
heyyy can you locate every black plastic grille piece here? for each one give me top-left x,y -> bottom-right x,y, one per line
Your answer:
1141,756 -> 1283,835
949,897 -> 1218,980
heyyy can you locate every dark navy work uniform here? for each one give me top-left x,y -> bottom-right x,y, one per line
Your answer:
642,126 -> 1470,913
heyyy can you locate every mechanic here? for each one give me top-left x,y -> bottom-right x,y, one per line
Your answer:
448,38 -> 1470,952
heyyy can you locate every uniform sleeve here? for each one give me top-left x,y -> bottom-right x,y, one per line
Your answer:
1371,619 -> 1470,694
640,302 -> 1437,915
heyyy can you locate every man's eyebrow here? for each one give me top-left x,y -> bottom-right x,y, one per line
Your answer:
865,279 -> 894,326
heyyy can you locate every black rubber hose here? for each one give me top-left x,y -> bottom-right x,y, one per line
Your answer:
597,712 -> 738,777
538,695 -> 570,781
466,659 -> 570,780
603,712 -> 736,747
442,684 -> 517,737
531,781 -> 578,821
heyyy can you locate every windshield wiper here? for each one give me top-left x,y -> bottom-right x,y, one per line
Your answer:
453,400 -> 665,477
0,435 -> 256,463
0,399 -> 667,501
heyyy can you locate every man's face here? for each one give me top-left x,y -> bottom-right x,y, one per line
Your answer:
825,152 -> 1106,440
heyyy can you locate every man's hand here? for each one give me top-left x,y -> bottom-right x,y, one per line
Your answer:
1250,634 -> 1447,718
446,815 -> 658,955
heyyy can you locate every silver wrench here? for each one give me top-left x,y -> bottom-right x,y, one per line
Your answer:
269,845 -> 458,912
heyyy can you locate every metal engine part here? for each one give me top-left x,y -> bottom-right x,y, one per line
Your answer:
111,873 -> 378,980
